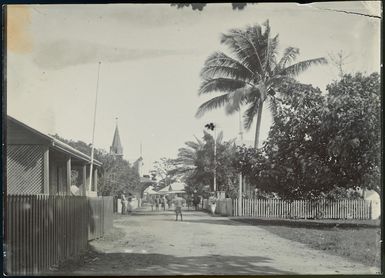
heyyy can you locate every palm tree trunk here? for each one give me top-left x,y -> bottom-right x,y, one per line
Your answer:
254,100 -> 264,149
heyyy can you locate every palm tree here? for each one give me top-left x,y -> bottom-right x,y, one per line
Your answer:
196,20 -> 327,148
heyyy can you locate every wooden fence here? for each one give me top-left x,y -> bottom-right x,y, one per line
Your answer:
88,196 -> 113,240
4,195 -> 114,275
203,198 -> 372,219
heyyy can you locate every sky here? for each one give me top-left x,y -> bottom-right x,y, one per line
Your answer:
6,2 -> 381,174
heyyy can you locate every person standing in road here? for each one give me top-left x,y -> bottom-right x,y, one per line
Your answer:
150,196 -> 154,211
193,195 -> 201,211
121,194 -> 128,215
173,195 -> 185,221
127,193 -> 133,214
208,192 -> 217,216
155,196 -> 160,211
162,196 -> 167,211
166,195 -> 172,210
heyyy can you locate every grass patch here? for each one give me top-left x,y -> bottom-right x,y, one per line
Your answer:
233,219 -> 381,268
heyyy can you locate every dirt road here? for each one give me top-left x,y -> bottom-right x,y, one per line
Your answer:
62,208 -> 379,275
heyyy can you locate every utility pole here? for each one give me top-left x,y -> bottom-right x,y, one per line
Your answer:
214,127 -> 217,192
89,61 -> 102,193
205,123 -> 217,193
238,109 -> 243,216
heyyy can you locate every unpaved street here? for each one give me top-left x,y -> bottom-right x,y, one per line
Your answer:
65,208 -> 379,275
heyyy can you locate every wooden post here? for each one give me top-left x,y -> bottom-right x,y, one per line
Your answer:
238,173 -> 242,216
82,165 -> 87,196
66,157 -> 71,195
43,148 -> 49,194
93,168 -> 98,193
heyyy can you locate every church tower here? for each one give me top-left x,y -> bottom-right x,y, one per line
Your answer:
110,117 -> 123,158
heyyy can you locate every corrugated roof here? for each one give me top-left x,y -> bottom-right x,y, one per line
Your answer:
8,115 -> 102,166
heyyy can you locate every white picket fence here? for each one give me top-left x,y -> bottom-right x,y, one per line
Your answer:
203,198 -> 372,219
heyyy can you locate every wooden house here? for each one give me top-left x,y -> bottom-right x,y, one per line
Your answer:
6,115 -> 101,196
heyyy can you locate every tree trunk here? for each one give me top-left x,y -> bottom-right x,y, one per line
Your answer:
254,100 -> 264,149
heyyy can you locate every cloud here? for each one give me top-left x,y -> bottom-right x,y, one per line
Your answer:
33,40 -> 198,69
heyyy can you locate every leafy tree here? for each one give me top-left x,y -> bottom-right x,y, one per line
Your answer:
150,157 -> 179,189
322,72 -> 381,196
261,81 -> 329,199
244,73 -> 380,200
172,131 -> 239,196
51,134 -> 140,196
97,151 -> 141,196
196,20 -> 327,148
233,145 -> 273,198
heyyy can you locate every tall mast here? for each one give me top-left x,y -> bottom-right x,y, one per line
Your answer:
89,61 -> 102,192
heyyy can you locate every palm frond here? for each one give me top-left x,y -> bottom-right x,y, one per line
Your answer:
243,100 -> 261,130
281,57 -> 328,77
193,135 -> 203,146
221,27 -> 265,75
195,93 -> 230,118
184,141 -> 201,150
265,75 -> 294,88
275,47 -> 300,73
201,52 -> 255,81
262,19 -> 271,39
265,34 -> 279,74
216,131 -> 224,144
199,78 -> 245,95
224,87 -> 251,115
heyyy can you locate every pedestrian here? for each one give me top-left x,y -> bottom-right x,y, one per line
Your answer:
166,195 -> 172,209
162,196 -> 167,211
173,194 -> 185,221
160,196 -> 165,211
127,193 -> 133,214
208,192 -> 217,216
155,196 -> 159,211
187,196 -> 193,211
150,196 -> 154,211
121,194 -> 128,215
193,195 -> 201,211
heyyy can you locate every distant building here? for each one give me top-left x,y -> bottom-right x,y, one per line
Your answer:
110,119 -> 123,158
361,189 -> 381,220
6,115 -> 101,196
133,157 -> 144,177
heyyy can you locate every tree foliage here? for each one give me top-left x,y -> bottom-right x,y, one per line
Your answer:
239,72 -> 381,200
322,73 -> 381,195
166,131 -> 239,197
151,157 -> 179,189
51,135 -> 140,196
196,20 -> 327,148
261,81 -> 329,199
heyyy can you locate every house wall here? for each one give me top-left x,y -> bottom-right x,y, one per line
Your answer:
7,145 -> 45,194
49,152 -> 70,195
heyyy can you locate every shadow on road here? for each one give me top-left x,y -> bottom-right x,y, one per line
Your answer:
166,218 -> 247,226
230,218 -> 381,230
59,247 -> 296,275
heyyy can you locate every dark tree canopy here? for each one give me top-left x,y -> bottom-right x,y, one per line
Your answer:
238,72 -> 381,200
51,134 -> 140,196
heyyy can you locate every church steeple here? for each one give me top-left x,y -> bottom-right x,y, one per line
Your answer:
110,117 -> 123,158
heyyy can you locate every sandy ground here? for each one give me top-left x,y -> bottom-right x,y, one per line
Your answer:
59,206 -> 380,275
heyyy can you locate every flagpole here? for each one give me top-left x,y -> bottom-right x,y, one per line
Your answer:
89,61 -> 102,193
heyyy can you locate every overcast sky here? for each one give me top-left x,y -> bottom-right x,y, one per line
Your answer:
7,2 -> 381,174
